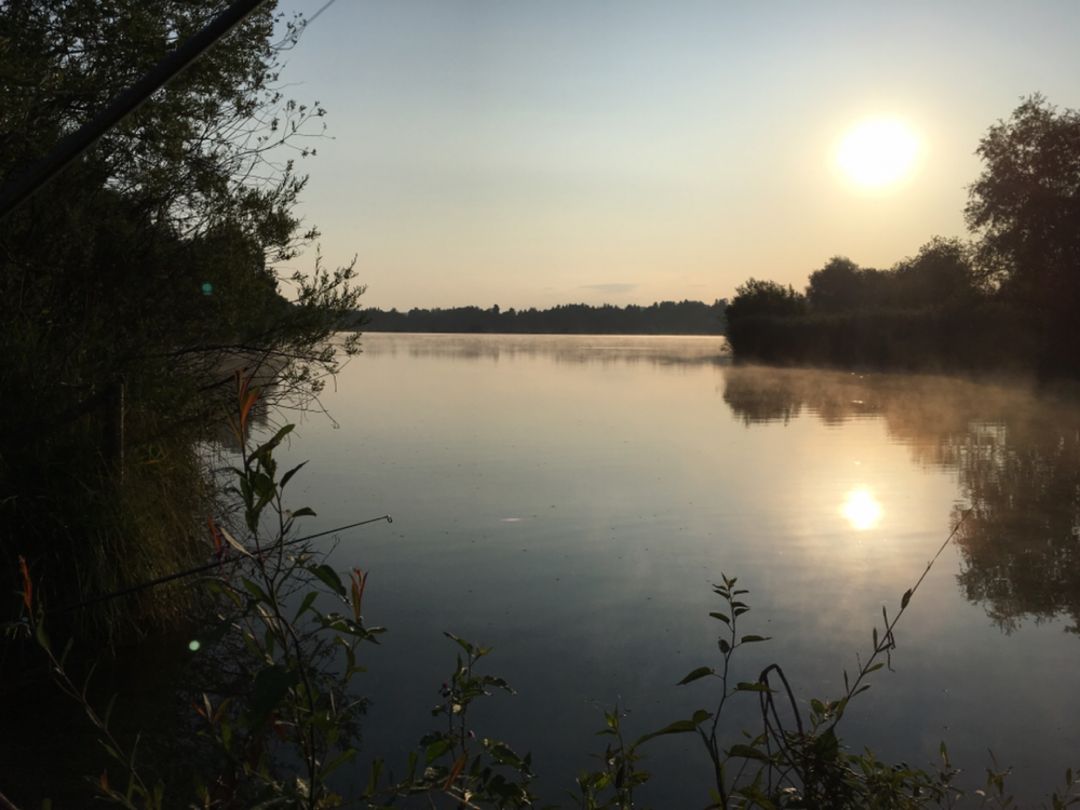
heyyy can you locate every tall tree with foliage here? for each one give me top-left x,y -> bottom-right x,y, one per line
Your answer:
805,257 -> 866,313
0,1 -> 363,633
890,237 -> 979,308
966,94 -> 1080,373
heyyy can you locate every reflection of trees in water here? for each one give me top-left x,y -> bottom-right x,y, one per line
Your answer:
359,333 -> 731,369
722,370 -> 804,424
722,366 -> 1080,633
952,421 -> 1080,633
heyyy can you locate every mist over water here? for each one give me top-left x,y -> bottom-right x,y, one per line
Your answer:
281,333 -> 1080,804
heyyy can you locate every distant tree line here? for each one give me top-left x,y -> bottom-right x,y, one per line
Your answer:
726,95 -> 1080,377
348,299 -> 727,335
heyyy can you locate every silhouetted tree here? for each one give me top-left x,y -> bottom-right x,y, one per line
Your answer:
805,257 -> 866,312
890,237 -> 979,308
724,280 -> 808,361
357,300 -> 727,335
0,1 -> 363,631
726,279 -> 806,320
966,94 -> 1080,372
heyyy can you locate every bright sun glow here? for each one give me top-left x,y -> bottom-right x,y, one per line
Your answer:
842,487 -> 883,531
836,118 -> 919,188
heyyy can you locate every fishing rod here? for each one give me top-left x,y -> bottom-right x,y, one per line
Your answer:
0,0 -> 271,220
49,514 -> 392,615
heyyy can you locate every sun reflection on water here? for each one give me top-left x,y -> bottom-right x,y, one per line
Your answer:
842,487 -> 883,530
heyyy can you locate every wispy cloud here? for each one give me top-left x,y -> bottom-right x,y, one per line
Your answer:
579,283 -> 638,294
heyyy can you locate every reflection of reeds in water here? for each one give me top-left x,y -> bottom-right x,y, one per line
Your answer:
356,332 -> 731,369
722,365 -> 1080,633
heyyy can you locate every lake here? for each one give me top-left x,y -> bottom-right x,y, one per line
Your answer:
274,332 -> 1080,805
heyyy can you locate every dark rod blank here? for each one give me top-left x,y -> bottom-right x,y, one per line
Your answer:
53,514 -> 393,614
0,0 -> 269,220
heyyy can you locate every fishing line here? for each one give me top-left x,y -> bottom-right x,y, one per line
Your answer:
47,513 -> 393,615
274,0 -> 341,50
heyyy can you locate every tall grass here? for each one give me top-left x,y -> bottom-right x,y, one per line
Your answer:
1,388 -> 217,641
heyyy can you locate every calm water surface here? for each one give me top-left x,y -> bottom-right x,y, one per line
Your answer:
278,333 -> 1080,804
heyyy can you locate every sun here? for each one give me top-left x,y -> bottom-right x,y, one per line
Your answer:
836,118 -> 920,189
841,487 -> 883,531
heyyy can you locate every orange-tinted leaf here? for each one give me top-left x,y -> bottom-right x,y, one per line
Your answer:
234,370 -> 260,436
18,555 -> 32,611
207,516 -> 223,558
443,753 -> 467,791
351,568 -> 368,622
239,389 -> 258,435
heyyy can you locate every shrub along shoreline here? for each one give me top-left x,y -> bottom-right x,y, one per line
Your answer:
726,303 -> 1042,374
726,96 -> 1080,380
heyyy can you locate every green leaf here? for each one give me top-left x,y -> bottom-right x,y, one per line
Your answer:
322,748 -> 356,778
740,634 -> 770,644
718,638 -> 731,654
248,665 -> 297,729
901,588 -> 913,609
254,424 -> 295,460
309,564 -> 346,596
280,460 -> 308,489
444,632 -> 476,656
364,758 -> 384,796
677,666 -> 714,685
103,693 -> 118,727
291,506 -> 316,518
691,709 -> 711,724
241,578 -> 271,604
252,470 -> 275,500
813,728 -> 840,761
735,682 -> 770,693
425,738 -> 452,764
709,611 -> 730,624
489,742 -> 524,768
294,591 -> 318,621
34,617 -> 50,651
728,743 -> 771,762
634,717 -> 705,746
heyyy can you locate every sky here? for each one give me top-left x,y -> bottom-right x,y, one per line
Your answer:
270,0 -> 1080,310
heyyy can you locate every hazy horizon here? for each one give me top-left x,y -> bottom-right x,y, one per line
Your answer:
273,0 -> 1080,311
